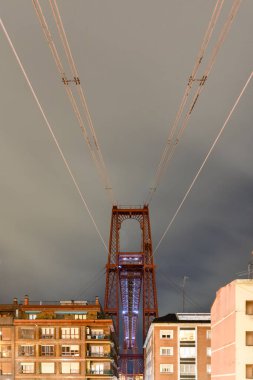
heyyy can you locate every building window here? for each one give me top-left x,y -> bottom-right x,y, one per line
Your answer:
246,332 -> 253,346
41,328 -> 54,339
28,314 -> 37,320
179,329 -> 196,342
207,364 -> 211,374
20,362 -> 35,374
160,330 -> 173,339
61,345 -> 79,356
207,347 -> 211,357
160,364 -> 173,373
0,345 -> 12,358
180,347 -> 196,358
41,345 -> 54,356
246,301 -> 253,315
61,362 -> 80,374
0,327 -> 11,341
180,364 -> 196,375
74,314 -> 87,320
90,363 -> 105,375
206,330 -> 211,339
89,345 -> 105,357
61,327 -> 79,339
19,345 -> 34,357
19,328 -> 35,339
91,329 -> 104,339
40,362 -> 55,374
160,347 -> 173,356
246,364 -> 253,379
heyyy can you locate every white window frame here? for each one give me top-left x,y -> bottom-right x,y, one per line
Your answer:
20,345 -> 34,356
160,330 -> 173,339
160,364 -> 173,373
20,328 -> 35,339
180,346 -> 196,358
61,327 -> 79,339
91,363 -> 104,375
207,364 -> 211,374
207,347 -> 211,357
28,314 -> 37,320
20,362 -> 34,374
74,314 -> 87,320
206,330 -> 211,339
41,328 -> 54,339
179,329 -> 196,342
61,362 -> 80,374
41,362 -> 55,374
61,344 -> 79,356
91,329 -> 104,339
180,364 -> 196,375
160,346 -> 173,356
41,345 -> 54,356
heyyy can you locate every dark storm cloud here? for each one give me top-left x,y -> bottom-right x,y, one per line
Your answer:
0,0 -> 253,328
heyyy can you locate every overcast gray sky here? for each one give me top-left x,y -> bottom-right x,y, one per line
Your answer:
0,0 -> 253,319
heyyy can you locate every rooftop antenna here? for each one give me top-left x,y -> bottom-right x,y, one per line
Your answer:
182,276 -> 189,312
248,252 -> 253,279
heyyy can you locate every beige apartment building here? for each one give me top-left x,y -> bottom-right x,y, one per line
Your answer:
0,295 -> 118,380
143,313 -> 211,380
211,279 -> 253,380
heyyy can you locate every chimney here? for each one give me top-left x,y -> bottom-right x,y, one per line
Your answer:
13,297 -> 18,305
95,296 -> 99,305
24,295 -> 29,306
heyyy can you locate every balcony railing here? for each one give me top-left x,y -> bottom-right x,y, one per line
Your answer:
87,334 -> 110,340
87,352 -> 111,358
86,369 -> 113,375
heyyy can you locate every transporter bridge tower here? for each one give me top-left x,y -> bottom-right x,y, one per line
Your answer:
104,205 -> 158,379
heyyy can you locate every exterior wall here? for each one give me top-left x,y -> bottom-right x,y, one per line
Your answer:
144,319 -> 211,380
154,325 -> 178,380
211,279 -> 253,380
197,326 -> 211,380
0,299 -> 118,380
211,281 -> 236,380
0,317 -> 15,380
235,281 -> 253,380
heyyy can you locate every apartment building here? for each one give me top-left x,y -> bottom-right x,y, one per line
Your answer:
211,279 -> 253,380
0,295 -> 118,380
143,313 -> 211,380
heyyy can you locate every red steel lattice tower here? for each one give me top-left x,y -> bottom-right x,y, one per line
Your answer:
104,205 -> 158,378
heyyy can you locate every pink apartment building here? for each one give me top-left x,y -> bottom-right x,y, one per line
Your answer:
211,279 -> 253,380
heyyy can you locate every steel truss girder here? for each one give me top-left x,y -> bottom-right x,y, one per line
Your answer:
104,206 -> 158,378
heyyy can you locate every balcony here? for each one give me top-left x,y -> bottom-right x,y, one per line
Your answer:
87,334 -> 110,340
87,352 -> 111,358
86,369 -> 114,375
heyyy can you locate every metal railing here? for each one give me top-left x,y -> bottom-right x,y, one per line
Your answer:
87,352 -> 111,358
87,334 -> 110,340
86,369 -> 113,375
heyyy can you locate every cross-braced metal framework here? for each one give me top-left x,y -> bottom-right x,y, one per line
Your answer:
104,206 -> 158,378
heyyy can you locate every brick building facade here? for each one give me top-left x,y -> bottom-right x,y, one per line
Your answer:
0,296 -> 118,380
143,313 -> 211,380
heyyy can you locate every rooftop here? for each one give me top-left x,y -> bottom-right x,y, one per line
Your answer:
153,313 -> 211,324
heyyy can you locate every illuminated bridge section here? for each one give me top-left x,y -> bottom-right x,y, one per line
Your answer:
104,206 -> 158,378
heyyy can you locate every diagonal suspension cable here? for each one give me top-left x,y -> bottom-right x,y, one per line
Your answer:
146,0 -> 242,205
1,18 -> 108,254
49,0 -> 114,202
153,71 -> 252,255
32,0 -> 116,204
